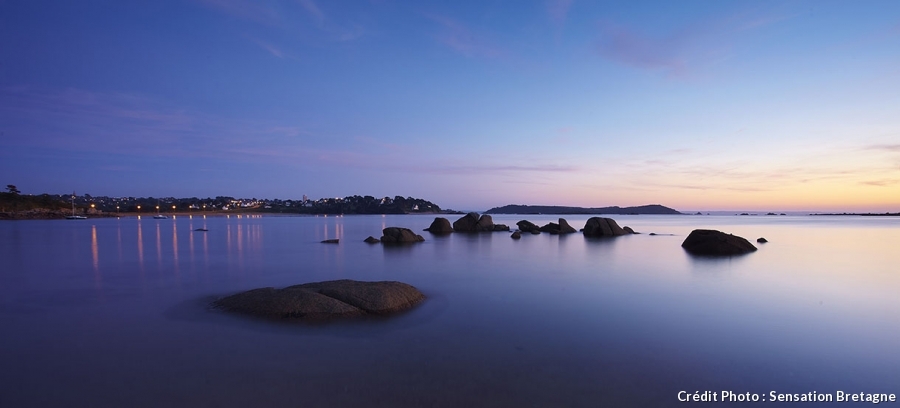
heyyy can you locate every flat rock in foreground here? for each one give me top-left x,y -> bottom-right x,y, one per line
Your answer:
213,279 -> 425,321
681,229 -> 757,255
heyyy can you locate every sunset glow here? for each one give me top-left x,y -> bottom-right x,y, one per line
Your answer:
1,1 -> 898,211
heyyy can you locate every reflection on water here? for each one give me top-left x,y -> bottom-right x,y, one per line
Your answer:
0,214 -> 898,408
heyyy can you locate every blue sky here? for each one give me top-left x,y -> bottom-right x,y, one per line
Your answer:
1,0 -> 899,211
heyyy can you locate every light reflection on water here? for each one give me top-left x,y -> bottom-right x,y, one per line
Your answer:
0,214 -> 898,407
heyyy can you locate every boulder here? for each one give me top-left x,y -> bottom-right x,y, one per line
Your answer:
452,212 -> 495,232
539,222 -> 560,234
540,218 -> 577,234
623,226 -> 636,234
492,224 -> 510,231
364,236 -> 381,244
582,217 -> 628,237
380,227 -> 425,243
558,218 -> 577,234
511,231 -> 521,239
475,214 -> 495,231
452,212 -> 480,232
321,239 -> 339,244
757,237 -> 768,243
424,217 -> 453,234
681,229 -> 758,255
516,220 -> 540,233
213,279 -> 425,321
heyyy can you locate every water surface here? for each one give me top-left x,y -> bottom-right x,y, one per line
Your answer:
1,214 -> 898,407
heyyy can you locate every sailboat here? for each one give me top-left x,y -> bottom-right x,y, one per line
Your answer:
153,200 -> 168,219
66,191 -> 87,220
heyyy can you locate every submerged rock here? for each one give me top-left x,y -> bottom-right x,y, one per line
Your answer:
510,231 -> 521,239
380,227 -> 425,243
492,224 -> 510,232
321,239 -> 339,244
623,226 -> 636,234
213,279 -> 425,321
424,217 -> 453,234
681,229 -> 757,255
364,236 -> 381,244
582,217 -> 628,237
757,237 -> 768,243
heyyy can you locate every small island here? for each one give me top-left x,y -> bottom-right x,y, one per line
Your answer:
484,204 -> 682,215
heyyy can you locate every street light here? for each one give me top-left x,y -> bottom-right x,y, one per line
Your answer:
137,205 -> 141,214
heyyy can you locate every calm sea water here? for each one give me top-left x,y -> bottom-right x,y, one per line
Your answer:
1,214 -> 898,407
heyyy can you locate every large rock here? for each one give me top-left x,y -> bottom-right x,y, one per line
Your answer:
539,222 -> 561,234
424,217 -> 453,233
380,227 -> 425,243
681,229 -> 758,255
475,214 -> 495,231
453,212 -> 495,232
516,220 -> 540,233
540,218 -> 578,234
558,218 -> 577,234
452,212 -> 480,232
582,217 -> 628,237
213,279 -> 425,321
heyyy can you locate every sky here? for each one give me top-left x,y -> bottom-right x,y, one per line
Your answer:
1,0 -> 899,212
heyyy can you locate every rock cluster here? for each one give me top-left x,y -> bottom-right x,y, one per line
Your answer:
681,229 -> 757,255
452,212 -> 508,232
538,218 -> 578,234
213,279 -> 425,321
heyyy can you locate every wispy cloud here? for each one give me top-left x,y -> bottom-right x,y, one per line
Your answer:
595,22 -> 689,76
866,143 -> 900,152
595,9 -> 797,78
426,13 -> 507,59
860,179 -> 900,187
297,0 -> 325,24
254,39 -> 285,58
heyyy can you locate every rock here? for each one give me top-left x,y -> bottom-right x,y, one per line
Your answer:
623,226 -> 635,234
213,279 -> 425,321
194,228 -> 208,232
492,224 -> 510,232
291,280 -> 426,314
511,231 -> 521,239
364,236 -> 381,244
321,239 -> 339,244
582,217 -> 628,237
452,212 -> 495,232
541,218 -> 577,234
452,212 -> 480,232
539,222 -> 560,234
530,229 -> 541,235
380,227 -> 425,243
757,237 -> 768,243
475,214 -> 495,231
516,220 -> 540,233
681,229 -> 758,255
558,218 -> 577,234
425,217 -> 453,234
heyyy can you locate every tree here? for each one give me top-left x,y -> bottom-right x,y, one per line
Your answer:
6,184 -> 20,195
